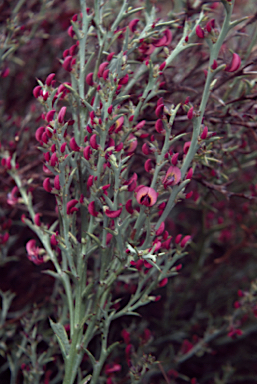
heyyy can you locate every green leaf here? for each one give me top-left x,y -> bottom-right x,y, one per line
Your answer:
49,319 -> 70,359
42,270 -> 61,280
86,232 -> 101,246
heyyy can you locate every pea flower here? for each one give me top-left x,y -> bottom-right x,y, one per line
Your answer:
136,186 -> 158,207
162,166 -> 181,188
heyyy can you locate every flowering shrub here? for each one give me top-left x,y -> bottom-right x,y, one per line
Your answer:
1,0 -> 257,383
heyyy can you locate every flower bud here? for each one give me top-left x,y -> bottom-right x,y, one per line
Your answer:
196,25 -> 204,38
86,72 -> 94,86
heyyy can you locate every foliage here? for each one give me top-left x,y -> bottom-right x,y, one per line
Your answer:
1,0 -> 257,383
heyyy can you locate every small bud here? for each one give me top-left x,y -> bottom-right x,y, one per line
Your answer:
159,61 -> 166,71
186,191 -> 193,199
46,109 -> 56,123
70,137 -> 80,152
142,143 -> 151,155
87,175 -> 94,188
83,145 -> 92,160
66,199 -> 79,215
115,142 -> 123,152
54,175 -> 60,190
89,134 -> 98,149
67,25 -> 75,38
86,72 -> 94,86
186,167 -> 193,179
50,152 -> 58,167
62,55 -> 73,72
183,141 -> 191,154
176,264 -> 182,271
155,119 -> 164,133
175,234 -> 182,244
88,201 -> 98,217
50,233 -> 58,246
33,85 -> 41,98
211,60 -> 218,70
196,25 -> 204,39
46,73 -> 55,86
144,159 -> 153,172
159,278 -> 168,287
34,213 -> 41,226
98,62 -> 109,78
107,52 -> 115,61
35,126 -> 45,142
58,107 -> 66,124
125,199 -> 134,214
201,126 -> 208,139
155,103 -> 164,118
171,153 -> 179,166
187,107 -> 194,120
180,235 -> 191,248
119,74 -> 129,85
43,178 -> 52,193
60,142 -> 67,153
156,222 -> 165,236
206,18 -> 215,33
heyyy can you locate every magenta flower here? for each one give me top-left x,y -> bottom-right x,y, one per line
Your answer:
136,186 -> 158,207
7,186 -> 19,206
115,116 -> 124,133
162,166 -> 181,188
153,29 -> 172,47
26,240 -> 44,265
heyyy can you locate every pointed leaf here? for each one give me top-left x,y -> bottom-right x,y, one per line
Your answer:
49,319 -> 70,358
